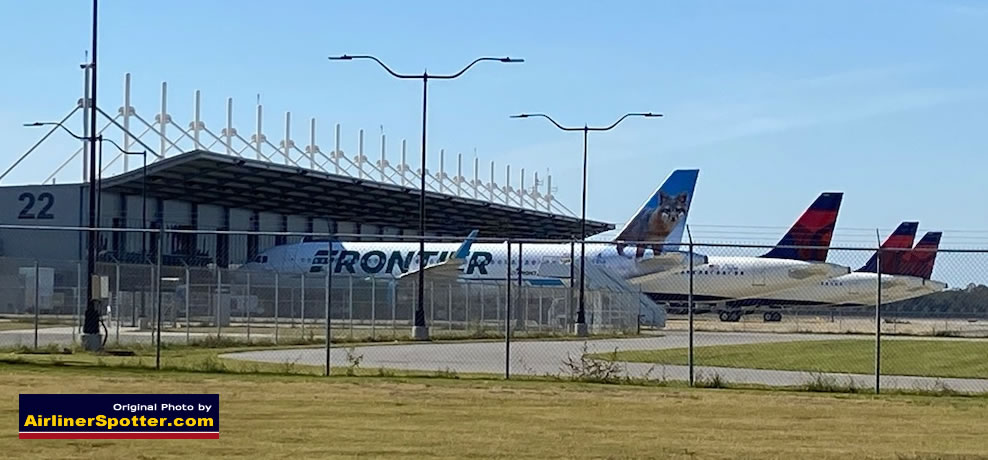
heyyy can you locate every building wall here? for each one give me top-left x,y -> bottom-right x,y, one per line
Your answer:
0,184 -> 470,265
0,184 -> 83,262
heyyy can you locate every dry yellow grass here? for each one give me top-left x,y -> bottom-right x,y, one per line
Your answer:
2,365 -> 987,459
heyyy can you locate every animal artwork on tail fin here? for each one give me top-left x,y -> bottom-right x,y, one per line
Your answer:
614,169 -> 698,258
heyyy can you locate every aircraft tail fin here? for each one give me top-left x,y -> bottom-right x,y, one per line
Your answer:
856,221 -> 919,273
760,192 -> 843,262
614,169 -> 699,257
895,231 -> 942,279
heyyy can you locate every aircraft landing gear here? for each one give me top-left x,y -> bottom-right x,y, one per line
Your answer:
719,311 -> 743,322
762,311 -> 782,322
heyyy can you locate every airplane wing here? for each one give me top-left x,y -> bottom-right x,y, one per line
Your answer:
397,230 -> 478,281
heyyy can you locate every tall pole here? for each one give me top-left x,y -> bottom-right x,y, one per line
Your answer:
82,0 -> 101,350
505,241 -> 512,379
875,229 -> 882,394
155,225 -> 163,370
576,127 -> 588,335
329,55 -> 522,341
687,226 -> 695,387
414,75 -> 429,340
510,112 -> 661,337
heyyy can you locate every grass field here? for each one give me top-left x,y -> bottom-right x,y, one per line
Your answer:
2,364 -> 987,459
594,339 -> 988,379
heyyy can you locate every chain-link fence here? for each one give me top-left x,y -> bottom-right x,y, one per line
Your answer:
1,225 -> 985,393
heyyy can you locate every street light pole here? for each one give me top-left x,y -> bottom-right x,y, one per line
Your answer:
83,0 -> 100,351
25,121 -> 150,289
510,112 -> 662,336
329,54 -> 523,341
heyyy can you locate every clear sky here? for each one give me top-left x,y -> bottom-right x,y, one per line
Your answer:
2,0 -> 987,250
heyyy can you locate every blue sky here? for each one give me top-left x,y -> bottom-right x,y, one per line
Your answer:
2,0 -> 987,249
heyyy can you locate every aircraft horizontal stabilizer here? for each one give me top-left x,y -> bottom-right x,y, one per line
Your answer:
397,230 -> 478,281
636,251 -> 708,274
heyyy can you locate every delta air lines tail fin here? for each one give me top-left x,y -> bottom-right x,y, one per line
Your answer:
857,221 -> 919,273
895,231 -> 942,279
760,192 -> 843,262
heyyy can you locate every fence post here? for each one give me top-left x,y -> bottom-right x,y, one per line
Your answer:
75,261 -> 82,343
875,230 -> 882,394
447,282 -> 453,331
274,271 -> 280,345
370,276 -> 377,339
300,273 -> 306,339
348,275 -> 354,338
150,262 -> 157,344
569,240 -> 575,330
325,249 -> 333,377
246,272 -> 252,344
33,260 -> 39,350
496,284 -> 501,323
538,290 -> 543,333
522,278 -> 529,332
505,240 -> 512,379
115,262 -> 121,345
216,266 -> 222,338
480,284 -> 485,330
517,242 -> 524,333
185,266 -> 190,345
687,227 -> 695,387
390,281 -> 397,336
155,226 -> 164,371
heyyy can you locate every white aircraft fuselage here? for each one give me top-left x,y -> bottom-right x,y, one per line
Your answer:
241,241 -> 706,286
754,272 -> 948,307
633,256 -> 851,303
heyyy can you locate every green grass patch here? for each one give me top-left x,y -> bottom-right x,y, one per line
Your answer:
0,365 -> 986,459
591,339 -> 988,379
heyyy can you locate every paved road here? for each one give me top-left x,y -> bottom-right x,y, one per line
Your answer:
7,326 -> 985,393
221,331 -> 988,393
0,326 -> 244,347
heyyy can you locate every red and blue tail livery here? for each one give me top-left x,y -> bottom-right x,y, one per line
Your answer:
856,221 -> 919,273
896,231 -> 942,280
761,192 -> 843,262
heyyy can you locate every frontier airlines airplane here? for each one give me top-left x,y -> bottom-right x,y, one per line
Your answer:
242,169 -> 707,287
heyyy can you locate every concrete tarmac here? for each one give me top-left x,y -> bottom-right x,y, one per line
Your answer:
221,331 -> 988,393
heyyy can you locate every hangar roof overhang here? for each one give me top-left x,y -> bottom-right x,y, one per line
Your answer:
98,150 -> 614,239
